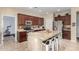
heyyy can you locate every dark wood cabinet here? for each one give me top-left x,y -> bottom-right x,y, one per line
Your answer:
32,17 -> 39,25
21,15 -> 25,25
39,18 -> 44,26
18,13 -> 44,26
55,15 -> 71,25
18,14 -> 26,25
54,15 -> 71,40
17,32 -> 27,42
18,14 -> 22,25
64,15 -> 71,25
17,14 -> 44,43
63,31 -> 71,40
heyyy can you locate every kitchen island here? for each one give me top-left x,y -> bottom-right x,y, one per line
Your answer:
27,30 -> 62,51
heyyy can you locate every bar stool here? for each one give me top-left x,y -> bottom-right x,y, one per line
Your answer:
51,39 -> 55,51
48,38 -> 55,51
54,35 -> 59,51
58,33 -> 62,50
42,38 -> 55,51
42,40 -> 49,51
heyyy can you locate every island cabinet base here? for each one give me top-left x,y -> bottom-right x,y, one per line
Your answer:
17,32 -> 27,43
27,30 -> 61,51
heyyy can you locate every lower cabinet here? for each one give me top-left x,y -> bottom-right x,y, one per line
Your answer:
63,31 -> 71,40
17,32 -> 27,43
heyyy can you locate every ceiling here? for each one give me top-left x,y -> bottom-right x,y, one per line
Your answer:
15,7 -> 71,16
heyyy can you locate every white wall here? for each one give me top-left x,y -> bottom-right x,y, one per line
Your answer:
71,8 -> 79,42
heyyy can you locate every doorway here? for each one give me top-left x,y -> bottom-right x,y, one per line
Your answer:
76,12 -> 79,42
3,16 -> 16,48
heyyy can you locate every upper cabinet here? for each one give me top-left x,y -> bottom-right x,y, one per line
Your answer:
64,15 -> 71,25
18,14 -> 26,25
39,18 -> 44,26
21,15 -> 25,25
32,17 -> 44,25
18,13 -> 44,26
54,15 -> 71,25
18,14 -> 22,25
32,17 -> 39,25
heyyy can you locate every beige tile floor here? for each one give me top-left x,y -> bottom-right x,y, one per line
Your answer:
0,37 -> 79,51
0,36 -> 28,51
60,39 -> 79,51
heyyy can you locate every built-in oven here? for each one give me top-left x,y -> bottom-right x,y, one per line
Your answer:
25,20 -> 32,25
24,20 -> 32,30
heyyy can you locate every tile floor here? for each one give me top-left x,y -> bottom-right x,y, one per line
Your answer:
0,36 -> 28,51
60,39 -> 79,51
0,37 -> 79,51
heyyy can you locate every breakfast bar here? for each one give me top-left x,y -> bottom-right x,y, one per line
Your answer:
27,30 -> 62,51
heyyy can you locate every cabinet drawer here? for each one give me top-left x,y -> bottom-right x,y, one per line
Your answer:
19,32 -> 26,36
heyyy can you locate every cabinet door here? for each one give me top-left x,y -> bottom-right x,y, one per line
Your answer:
24,15 -> 31,23
18,14 -> 22,25
18,32 -> 27,42
63,31 -> 71,40
18,14 -> 25,26
55,15 -> 71,25
64,15 -> 71,25
39,18 -> 44,26
55,17 -> 60,21
32,17 -> 39,25
21,15 -> 25,25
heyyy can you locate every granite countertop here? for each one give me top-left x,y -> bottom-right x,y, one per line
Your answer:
27,30 -> 61,51
17,29 -> 26,32
17,28 -> 45,32
63,28 -> 71,31
28,30 -> 60,41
